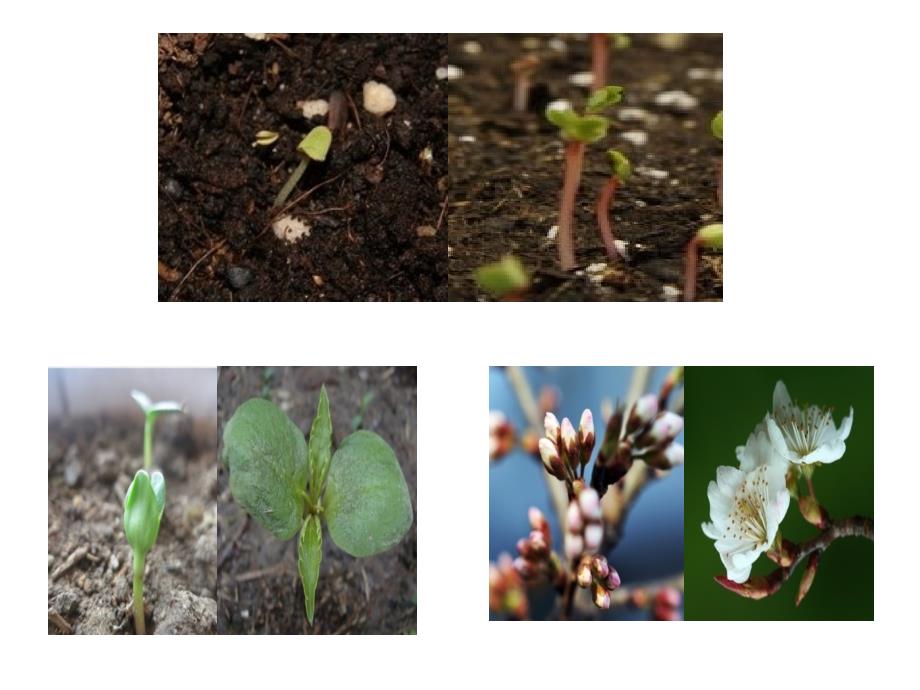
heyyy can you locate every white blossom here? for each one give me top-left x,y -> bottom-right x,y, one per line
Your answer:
766,381 -> 853,465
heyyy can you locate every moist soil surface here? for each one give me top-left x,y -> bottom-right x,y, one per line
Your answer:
159,34 -> 448,301
217,367 -> 417,634
48,415 -> 217,634
448,34 -> 723,301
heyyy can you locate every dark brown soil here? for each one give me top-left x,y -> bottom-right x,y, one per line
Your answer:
48,415 -> 217,634
448,33 -> 723,301
159,34 -> 448,301
217,366 -> 417,634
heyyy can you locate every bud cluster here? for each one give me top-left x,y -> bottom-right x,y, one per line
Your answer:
489,410 -> 515,461
512,508 -> 563,584
539,410 -> 596,483
575,554 -> 621,609
564,487 -> 603,560
590,393 -> 684,497
489,553 -> 529,619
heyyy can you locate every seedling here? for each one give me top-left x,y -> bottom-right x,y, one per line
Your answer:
683,223 -> 722,301
123,469 -> 166,634
590,34 -> 629,90
130,390 -> 184,470
545,86 -> 623,271
510,54 -> 540,112
474,255 -> 531,299
596,149 -> 631,261
711,110 -> 723,207
222,386 -> 413,624
272,126 -> 333,209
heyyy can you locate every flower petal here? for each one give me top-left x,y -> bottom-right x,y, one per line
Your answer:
773,380 -> 792,413
716,466 -> 744,496
766,415 -> 794,460
838,406 -> 854,441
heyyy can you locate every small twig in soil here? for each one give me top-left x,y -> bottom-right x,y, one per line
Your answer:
218,514 -> 250,569
48,609 -> 74,634
436,196 -> 448,232
270,37 -> 298,60
233,560 -> 294,582
169,238 -> 228,301
51,545 -> 89,581
346,92 -> 362,131
236,82 -> 255,133
272,172 -> 346,219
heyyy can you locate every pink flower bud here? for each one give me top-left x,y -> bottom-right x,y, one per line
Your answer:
513,556 -> 532,578
528,530 -> 547,554
564,533 -> 584,560
655,587 -> 680,608
578,488 -> 602,521
560,417 -> 577,457
578,409 -> 595,451
538,437 -> 564,478
633,394 -> 659,425
593,583 -> 611,609
664,442 -> 683,466
516,537 -> 529,557
650,411 -> 683,443
591,555 -> 609,579
576,559 -> 593,588
544,412 -> 560,440
584,524 -> 603,553
528,507 -> 545,532
606,567 -> 621,591
566,500 -> 584,533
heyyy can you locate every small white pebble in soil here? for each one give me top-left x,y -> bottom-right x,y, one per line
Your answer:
618,107 -> 651,122
621,130 -> 648,146
459,135 -> 476,143
462,40 -> 482,55
419,146 -> 433,169
363,81 -> 397,116
546,99 -> 573,114
547,37 -> 567,52
654,33 -> 689,50
634,199 -> 648,208
301,99 -> 329,119
241,609 -> 250,619
436,65 -> 464,81
272,215 -> 311,243
700,213 -> 714,221
687,67 -> 723,81
662,285 -> 682,301
547,225 -> 559,240
521,37 -> 541,50
614,240 -> 629,258
313,275 -> 324,287
654,90 -> 699,111
635,166 -> 669,180
244,33 -> 268,41
585,263 -> 608,284
416,225 -> 438,237
670,178 -> 680,186
568,71 -> 595,87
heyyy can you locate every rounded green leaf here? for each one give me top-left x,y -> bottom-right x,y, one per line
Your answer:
124,470 -> 165,555
607,149 -> 632,182
711,111 -> 723,140
698,223 -> 724,249
474,255 -> 530,298
298,514 -> 323,625
222,398 -> 309,540
545,105 -> 578,129
586,85 -> 624,113
324,430 -> 413,558
298,126 -> 332,161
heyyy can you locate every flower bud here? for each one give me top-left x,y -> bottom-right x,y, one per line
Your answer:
714,574 -> 775,600
560,417 -> 578,459
591,555 -> 610,580
652,603 -> 681,621
566,500 -> 584,533
528,507 -> 546,532
564,533 -> 584,560
578,409 -> 595,457
578,488 -> 602,521
584,524 -> 603,553
593,582 -> 611,609
649,411 -> 683,444
630,393 -> 659,429
655,587 -> 681,608
606,567 -> 621,591
576,558 -> 593,588
544,412 -> 560,441
798,494 -> 827,528
528,529 -> 547,554
513,556 -> 534,578
664,442 -> 683,466
538,438 -> 566,479
796,552 -> 820,607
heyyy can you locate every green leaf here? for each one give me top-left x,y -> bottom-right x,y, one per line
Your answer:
298,514 -> 322,624
124,470 -> 165,555
474,256 -> 530,298
545,105 -> 578,129
308,385 -> 333,501
607,149 -> 632,182
697,223 -> 723,249
131,389 -> 184,417
222,398 -> 309,540
546,105 -> 610,142
325,430 -> 413,558
711,111 -> 723,140
586,85 -> 624,113
298,126 -> 332,161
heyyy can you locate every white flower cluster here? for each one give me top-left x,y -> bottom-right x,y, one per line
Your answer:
702,381 -> 853,583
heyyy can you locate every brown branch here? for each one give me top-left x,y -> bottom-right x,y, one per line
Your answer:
716,516 -> 874,599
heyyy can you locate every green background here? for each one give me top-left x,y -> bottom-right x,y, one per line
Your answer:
684,367 -> 874,620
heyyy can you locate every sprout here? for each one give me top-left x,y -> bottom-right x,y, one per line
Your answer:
272,126 -> 332,209
684,223 -> 723,301
252,130 -> 279,147
474,256 -> 530,299
596,149 -> 632,262
123,469 -> 165,634
544,86 -> 624,270
130,390 -> 184,471
510,54 -> 540,112
711,110 -> 723,140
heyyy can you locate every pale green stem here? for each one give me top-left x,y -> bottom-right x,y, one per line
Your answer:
273,159 -> 309,209
133,550 -> 146,635
143,415 -> 154,470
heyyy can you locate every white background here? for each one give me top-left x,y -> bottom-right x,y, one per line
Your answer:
3,0 -> 918,687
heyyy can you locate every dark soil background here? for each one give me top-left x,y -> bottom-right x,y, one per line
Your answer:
48,415 -> 217,634
448,33 -> 723,301
217,366 -> 417,634
159,34 -> 448,301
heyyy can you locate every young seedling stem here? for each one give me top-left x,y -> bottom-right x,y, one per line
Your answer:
272,126 -> 333,210
684,223 -> 722,301
510,55 -> 539,113
123,469 -> 165,635
130,390 -> 184,470
596,149 -> 631,262
558,141 -> 586,270
591,34 -> 608,89
132,550 -> 146,635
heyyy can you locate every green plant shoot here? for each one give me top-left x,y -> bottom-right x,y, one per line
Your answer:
131,390 -> 184,470
222,385 -> 413,624
123,469 -> 166,635
474,255 -> 531,299
272,126 -> 333,209
711,110 -> 723,140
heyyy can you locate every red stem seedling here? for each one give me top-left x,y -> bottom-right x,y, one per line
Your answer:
510,55 -> 540,113
591,34 -> 608,89
596,149 -> 631,262
545,86 -> 624,271
684,223 -> 722,302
